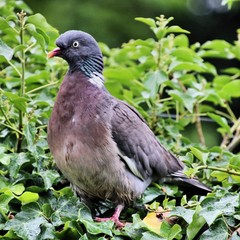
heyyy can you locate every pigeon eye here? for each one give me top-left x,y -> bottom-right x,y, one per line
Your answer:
72,41 -> 79,48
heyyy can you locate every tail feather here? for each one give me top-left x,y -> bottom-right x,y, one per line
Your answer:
160,171 -> 211,195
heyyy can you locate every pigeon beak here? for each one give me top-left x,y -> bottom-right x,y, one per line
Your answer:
48,47 -> 61,58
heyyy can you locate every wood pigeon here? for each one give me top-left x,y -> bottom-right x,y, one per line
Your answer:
47,30 -> 211,227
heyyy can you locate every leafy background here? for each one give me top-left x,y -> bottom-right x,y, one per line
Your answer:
0,0 -> 240,239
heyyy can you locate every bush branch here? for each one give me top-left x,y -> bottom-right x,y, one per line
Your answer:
197,165 -> 240,176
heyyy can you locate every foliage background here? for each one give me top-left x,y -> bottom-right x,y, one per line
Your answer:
0,0 -> 240,239
25,0 -> 240,47
25,0 -> 240,147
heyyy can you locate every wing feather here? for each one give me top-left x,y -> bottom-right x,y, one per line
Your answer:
111,100 -> 183,181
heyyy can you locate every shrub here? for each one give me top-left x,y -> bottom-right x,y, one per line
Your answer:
0,1 -> 239,239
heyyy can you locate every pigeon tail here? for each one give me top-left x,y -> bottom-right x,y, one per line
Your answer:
160,171 -> 211,196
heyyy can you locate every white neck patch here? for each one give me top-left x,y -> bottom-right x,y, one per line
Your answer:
88,72 -> 104,88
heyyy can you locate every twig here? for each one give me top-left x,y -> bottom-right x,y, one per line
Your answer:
6,60 -> 22,78
16,10 -> 26,153
221,117 -> 240,150
195,104 -> 206,146
1,121 -> 22,135
27,81 -> 59,94
197,165 -> 240,176
227,131 -> 240,151
0,101 -> 13,127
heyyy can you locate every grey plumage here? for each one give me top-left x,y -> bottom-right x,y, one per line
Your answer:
48,30 -> 211,227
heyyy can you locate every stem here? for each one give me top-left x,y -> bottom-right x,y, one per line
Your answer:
16,11 -> 26,153
197,165 -> 240,176
230,117 -> 240,133
0,102 -> 13,127
1,121 -> 22,135
224,102 -> 237,121
176,101 -> 179,122
227,131 -> 240,151
27,81 -> 59,94
24,42 -> 36,53
156,96 -> 172,103
221,117 -> 240,150
7,60 -> 22,78
195,104 -> 206,146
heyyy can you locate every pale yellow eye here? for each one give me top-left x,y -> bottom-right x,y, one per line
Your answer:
72,41 -> 79,48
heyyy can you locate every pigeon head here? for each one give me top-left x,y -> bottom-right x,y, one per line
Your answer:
48,30 -> 104,77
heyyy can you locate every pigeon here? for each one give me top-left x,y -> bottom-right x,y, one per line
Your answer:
47,30 -> 211,227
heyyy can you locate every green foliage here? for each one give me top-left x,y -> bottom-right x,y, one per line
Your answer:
0,1 -> 240,239
222,0 -> 240,9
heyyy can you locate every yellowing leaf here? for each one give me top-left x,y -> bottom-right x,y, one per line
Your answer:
143,207 -> 172,235
143,212 -> 162,234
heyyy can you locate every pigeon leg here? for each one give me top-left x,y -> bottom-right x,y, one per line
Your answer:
95,204 -> 125,228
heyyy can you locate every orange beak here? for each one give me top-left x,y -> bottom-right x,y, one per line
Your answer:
47,47 -> 61,58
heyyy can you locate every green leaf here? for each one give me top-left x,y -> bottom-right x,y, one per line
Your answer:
10,183 -> 25,195
25,23 -> 46,51
167,25 -> 190,34
0,17 -> 14,30
18,191 -> 39,204
0,153 -> 11,165
135,17 -> 156,28
79,234 -> 89,240
3,92 -> 27,112
207,113 -> 231,134
51,195 -> 83,227
42,203 -> 54,219
199,39 -> 233,59
141,231 -> 166,240
27,13 -> 58,48
213,75 -> 231,91
38,222 -> 56,240
171,47 -> 202,63
220,80 -> 240,98
174,34 -> 189,47
200,194 -> 239,226
144,70 -> 168,99
23,123 -> 36,152
140,186 -> 164,204
168,224 -> 182,240
189,146 -> 209,164
9,152 -> 31,178
200,219 -> 228,240
78,204 -> 113,236
5,203 -> 47,240
211,171 -> 229,181
187,209 -> 206,240
169,61 -> 205,72
201,40 -> 231,51
0,194 -> 14,213
168,89 -> 195,113
159,221 -> 171,238
170,207 -> 195,224
0,39 -> 14,61
104,67 -> 140,82
37,170 -> 60,190
229,155 -> 240,170
55,220 -> 82,240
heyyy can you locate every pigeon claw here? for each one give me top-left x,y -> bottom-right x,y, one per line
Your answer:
95,216 -> 125,228
95,204 -> 125,228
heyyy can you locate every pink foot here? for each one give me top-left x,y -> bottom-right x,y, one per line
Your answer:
95,204 -> 125,228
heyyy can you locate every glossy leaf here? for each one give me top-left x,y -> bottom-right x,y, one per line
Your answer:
0,39 -> 14,61
200,194 -> 239,226
18,191 -> 39,204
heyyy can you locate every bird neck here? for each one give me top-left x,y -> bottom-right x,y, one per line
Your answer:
68,55 -> 105,88
68,55 -> 103,77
